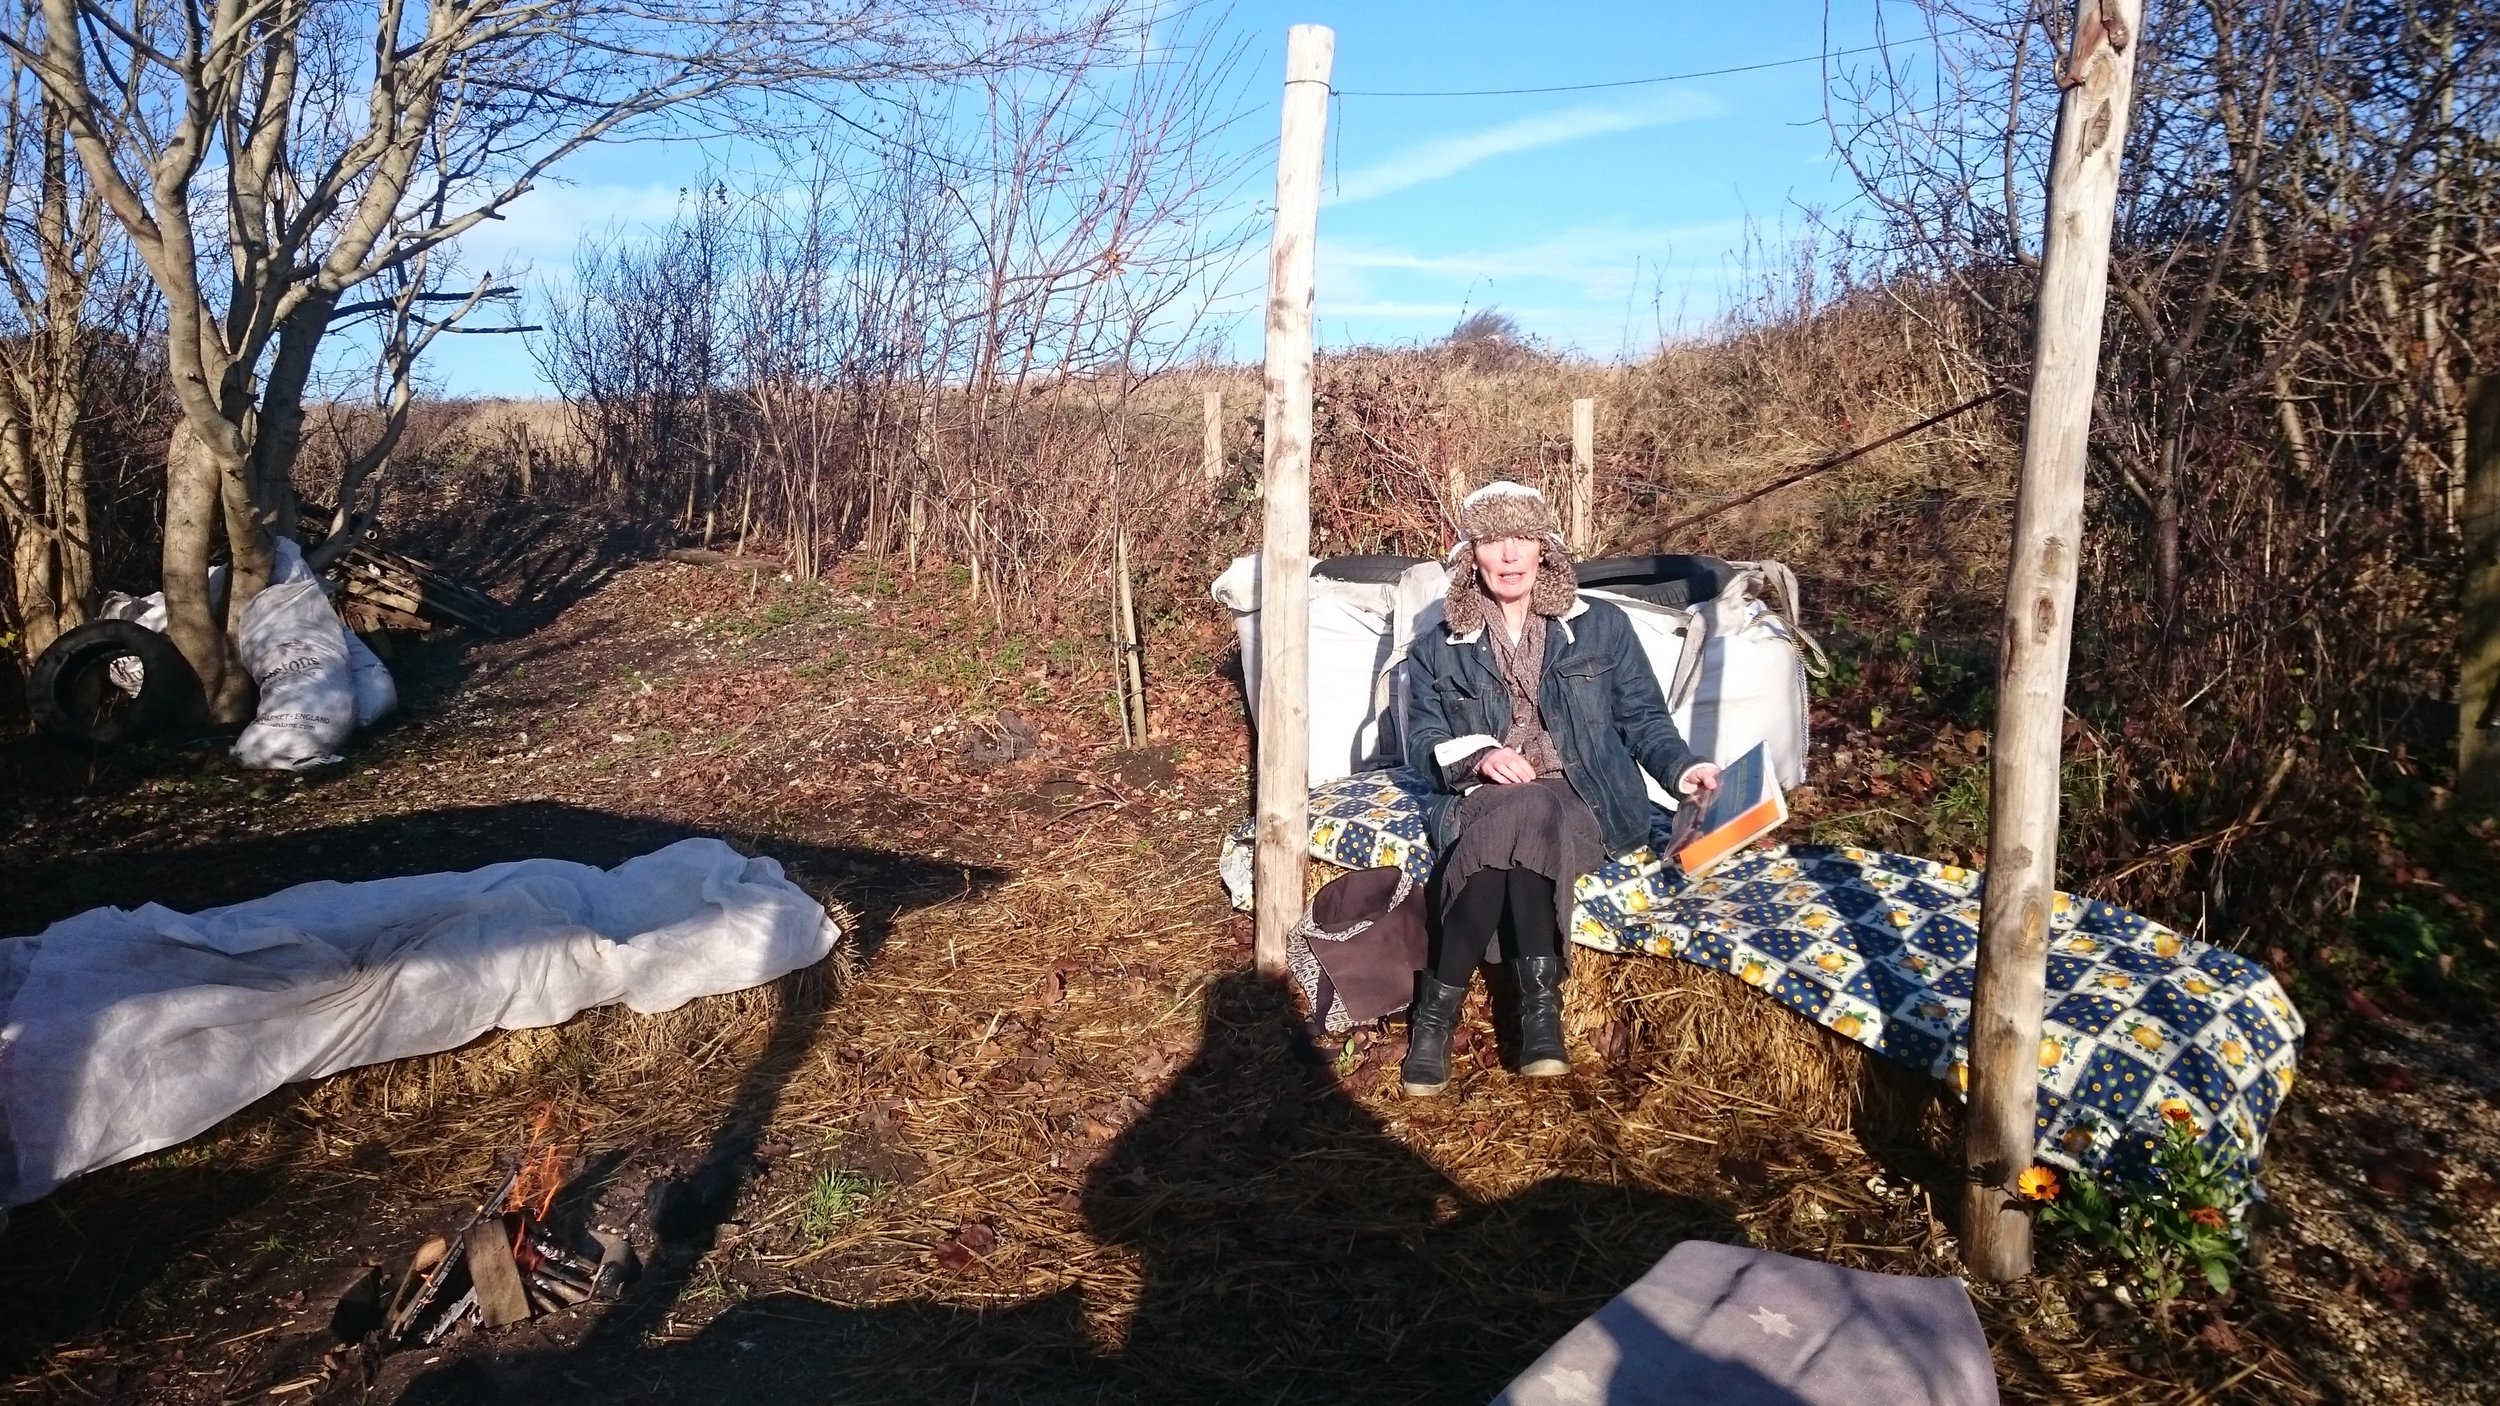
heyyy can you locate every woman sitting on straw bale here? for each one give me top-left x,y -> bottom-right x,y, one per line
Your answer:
1401,481 -> 1720,1096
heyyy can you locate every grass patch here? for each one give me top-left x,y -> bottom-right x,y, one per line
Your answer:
799,1167 -> 883,1243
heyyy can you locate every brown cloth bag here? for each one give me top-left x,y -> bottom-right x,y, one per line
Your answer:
1289,866 -> 1430,1034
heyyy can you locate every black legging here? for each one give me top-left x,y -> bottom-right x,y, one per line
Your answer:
1431,867 -> 1560,984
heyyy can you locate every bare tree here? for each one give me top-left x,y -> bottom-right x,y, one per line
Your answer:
11,0 -> 1079,718
542,2 -> 1254,616
0,0 -> 164,667
1824,0 -> 2499,930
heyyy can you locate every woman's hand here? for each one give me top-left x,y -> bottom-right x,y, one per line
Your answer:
1477,746 -> 1539,785
1679,763 -> 1723,798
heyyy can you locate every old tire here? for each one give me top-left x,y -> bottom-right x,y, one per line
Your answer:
27,620 -> 198,745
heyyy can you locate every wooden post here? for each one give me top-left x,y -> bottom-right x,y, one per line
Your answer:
967,503 -> 983,602
907,405 -> 931,576
1114,525 -> 1148,744
2462,376 -> 2500,807
1203,390 -> 1226,486
1569,397 -> 1596,553
1253,24 -> 1333,983
1962,0 -> 2144,1284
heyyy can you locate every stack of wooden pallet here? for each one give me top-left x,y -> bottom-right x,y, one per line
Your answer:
300,511 -> 503,636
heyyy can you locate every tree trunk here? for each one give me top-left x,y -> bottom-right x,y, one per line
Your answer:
2461,376 -> 2500,809
162,424 -> 247,720
2151,432 -> 2182,621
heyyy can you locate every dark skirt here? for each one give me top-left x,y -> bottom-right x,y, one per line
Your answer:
1436,776 -> 1605,958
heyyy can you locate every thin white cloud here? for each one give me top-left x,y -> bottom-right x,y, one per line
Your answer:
451,181 -> 696,277
1321,221 -> 1745,299
1327,93 -> 1720,206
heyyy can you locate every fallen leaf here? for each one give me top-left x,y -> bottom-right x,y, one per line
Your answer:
2197,1319 -> 2243,1355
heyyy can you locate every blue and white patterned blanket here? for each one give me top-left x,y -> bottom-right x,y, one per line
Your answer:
1220,770 -> 2305,1186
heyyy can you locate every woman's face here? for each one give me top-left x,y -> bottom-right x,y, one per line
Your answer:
1472,536 -> 1540,607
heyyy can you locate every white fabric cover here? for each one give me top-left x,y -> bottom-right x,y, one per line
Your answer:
0,839 -> 840,1206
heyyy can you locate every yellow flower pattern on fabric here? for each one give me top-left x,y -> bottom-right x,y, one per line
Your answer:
1230,781 -> 2304,1191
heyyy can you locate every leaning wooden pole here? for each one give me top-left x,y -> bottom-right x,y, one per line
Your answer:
1963,0 -> 2143,1283
1252,24 -> 1333,982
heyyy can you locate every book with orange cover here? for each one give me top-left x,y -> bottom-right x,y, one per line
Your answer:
1668,741 -> 1787,878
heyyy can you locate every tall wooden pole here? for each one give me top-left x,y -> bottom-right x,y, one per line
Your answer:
2461,375 -> 2500,808
1569,397 -> 1596,553
1963,0 -> 2143,1283
1203,390 -> 1226,486
1253,25 -> 1333,982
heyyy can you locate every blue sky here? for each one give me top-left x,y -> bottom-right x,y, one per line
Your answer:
433,2 -> 1891,395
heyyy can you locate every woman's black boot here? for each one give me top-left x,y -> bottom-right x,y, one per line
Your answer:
1400,972 -> 1470,1096
1513,956 -> 1570,1077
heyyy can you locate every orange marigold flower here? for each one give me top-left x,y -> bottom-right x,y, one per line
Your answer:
2188,1206 -> 2227,1229
2158,1097 -> 2196,1127
2016,1165 -> 2062,1202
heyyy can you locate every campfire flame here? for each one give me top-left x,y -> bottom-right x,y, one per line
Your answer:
506,1104 -> 571,1226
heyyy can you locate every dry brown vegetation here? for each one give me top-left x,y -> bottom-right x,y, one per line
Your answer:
3,1 -> 2496,1398
5,545 -> 2492,1404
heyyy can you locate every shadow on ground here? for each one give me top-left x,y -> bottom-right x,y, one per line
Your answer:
392,973 -> 1746,1406
0,801 -> 993,1378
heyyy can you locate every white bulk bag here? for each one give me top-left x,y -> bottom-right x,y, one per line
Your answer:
1218,553 -> 1821,801
1212,554 -> 1401,786
1581,589 -> 1708,808
233,540 -> 357,770
343,628 -> 398,728
1396,563 -> 1813,806
101,548 -> 397,738
1678,561 -> 1818,793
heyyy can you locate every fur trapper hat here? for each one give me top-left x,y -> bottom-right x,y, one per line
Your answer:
1444,479 -> 1576,635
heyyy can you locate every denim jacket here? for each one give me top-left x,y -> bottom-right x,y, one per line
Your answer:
1403,596 -> 1702,858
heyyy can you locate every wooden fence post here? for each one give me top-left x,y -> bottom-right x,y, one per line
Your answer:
1204,390 -> 1226,486
1253,24 -> 1333,983
907,404 -> 931,576
1114,525 -> 1148,745
1569,397 -> 1596,553
1963,0 -> 2144,1283
2462,375 -> 2500,808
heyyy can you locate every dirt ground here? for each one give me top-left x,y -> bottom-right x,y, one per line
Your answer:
1,556 -> 2493,1404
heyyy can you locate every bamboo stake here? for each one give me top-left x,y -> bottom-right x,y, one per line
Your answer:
1964,0 -> 2144,1283
1253,24 -> 1333,983
2461,375 -> 2500,807
1203,390 -> 1226,486
1569,397 -> 1595,554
